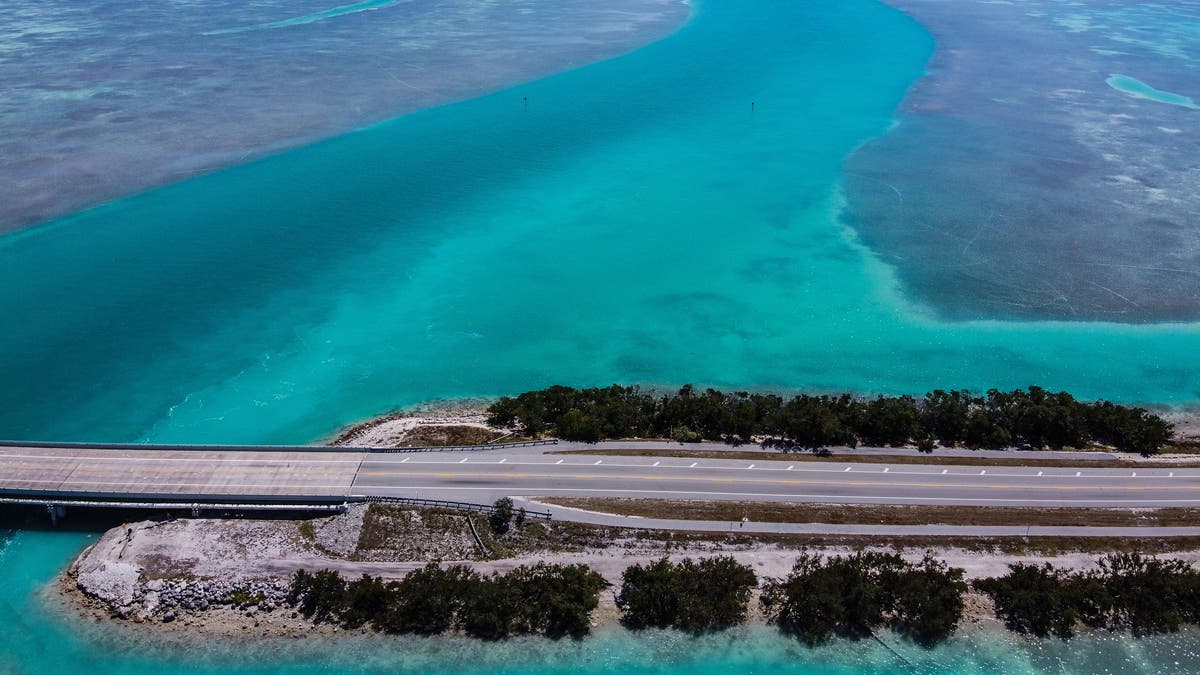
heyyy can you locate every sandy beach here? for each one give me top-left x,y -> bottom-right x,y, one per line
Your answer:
327,400 -> 498,447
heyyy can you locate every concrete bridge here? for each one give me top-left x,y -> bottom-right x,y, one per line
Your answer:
0,440 -> 556,517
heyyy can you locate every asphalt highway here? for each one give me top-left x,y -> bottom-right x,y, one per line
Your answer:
351,447 -> 1200,508
1,443 -> 1197,511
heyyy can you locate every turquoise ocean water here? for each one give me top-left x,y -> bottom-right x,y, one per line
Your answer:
1,0 -> 1199,670
1,0 -> 1197,445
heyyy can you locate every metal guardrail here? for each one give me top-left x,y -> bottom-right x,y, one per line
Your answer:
360,496 -> 552,520
0,439 -> 559,454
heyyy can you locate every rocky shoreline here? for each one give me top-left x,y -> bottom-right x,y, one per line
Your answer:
70,571 -> 291,628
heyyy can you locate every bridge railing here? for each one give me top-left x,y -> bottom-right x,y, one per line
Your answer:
0,495 -> 347,512
359,496 -> 552,520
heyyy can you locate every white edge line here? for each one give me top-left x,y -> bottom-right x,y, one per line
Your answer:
354,485 -> 1200,505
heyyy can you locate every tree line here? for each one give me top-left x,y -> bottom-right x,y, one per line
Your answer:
617,556 -> 758,633
761,552 -> 966,647
486,384 -> 1174,454
289,562 -> 607,639
286,553 -> 1199,645
974,552 -> 1200,638
285,555 -> 966,647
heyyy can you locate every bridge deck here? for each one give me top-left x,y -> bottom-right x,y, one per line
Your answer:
0,446 -> 364,501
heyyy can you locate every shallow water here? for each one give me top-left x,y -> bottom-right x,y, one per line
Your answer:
1107,74 -> 1200,109
0,0 -> 1198,444
3,528 -> 1198,673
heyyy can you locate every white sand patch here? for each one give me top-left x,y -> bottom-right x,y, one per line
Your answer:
328,399 -> 502,447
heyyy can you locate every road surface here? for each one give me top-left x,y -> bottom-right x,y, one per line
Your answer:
1,443 -> 1196,511
351,445 -> 1200,508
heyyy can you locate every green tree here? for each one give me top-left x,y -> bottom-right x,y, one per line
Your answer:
459,563 -> 607,639
962,408 -> 1011,449
341,574 -> 394,629
1089,552 -> 1199,635
1087,402 -> 1174,456
509,563 -> 608,638
459,574 -> 521,639
489,497 -> 514,536
853,396 -> 921,447
675,556 -> 758,632
377,563 -> 477,635
761,552 -> 901,645
485,383 -> 1173,456
919,390 -> 974,446
617,557 -> 756,633
974,563 -> 1079,638
557,408 -> 604,443
288,569 -> 347,624
888,554 -> 965,647
617,558 -> 681,629
764,396 -> 857,453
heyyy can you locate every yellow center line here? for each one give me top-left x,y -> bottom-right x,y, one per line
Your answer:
354,470 -> 1198,492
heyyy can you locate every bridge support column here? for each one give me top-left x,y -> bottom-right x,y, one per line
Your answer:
191,504 -> 201,518
46,504 -> 65,526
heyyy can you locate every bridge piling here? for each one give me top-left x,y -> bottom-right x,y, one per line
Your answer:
46,504 -> 65,526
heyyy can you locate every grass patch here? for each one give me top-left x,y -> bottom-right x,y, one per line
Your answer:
346,504 -> 1200,563
548,447 -> 1200,468
469,512 -> 619,559
541,498 -> 1200,528
397,424 -> 505,447
356,505 -> 474,554
1170,441 -> 1200,454
228,587 -> 267,607
356,505 -> 618,561
625,530 -> 1200,556
297,520 -> 315,541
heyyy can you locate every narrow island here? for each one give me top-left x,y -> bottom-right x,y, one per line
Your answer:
55,383 -> 1200,650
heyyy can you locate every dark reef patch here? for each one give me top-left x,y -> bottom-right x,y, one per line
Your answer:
0,0 -> 688,232
846,0 -> 1200,322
